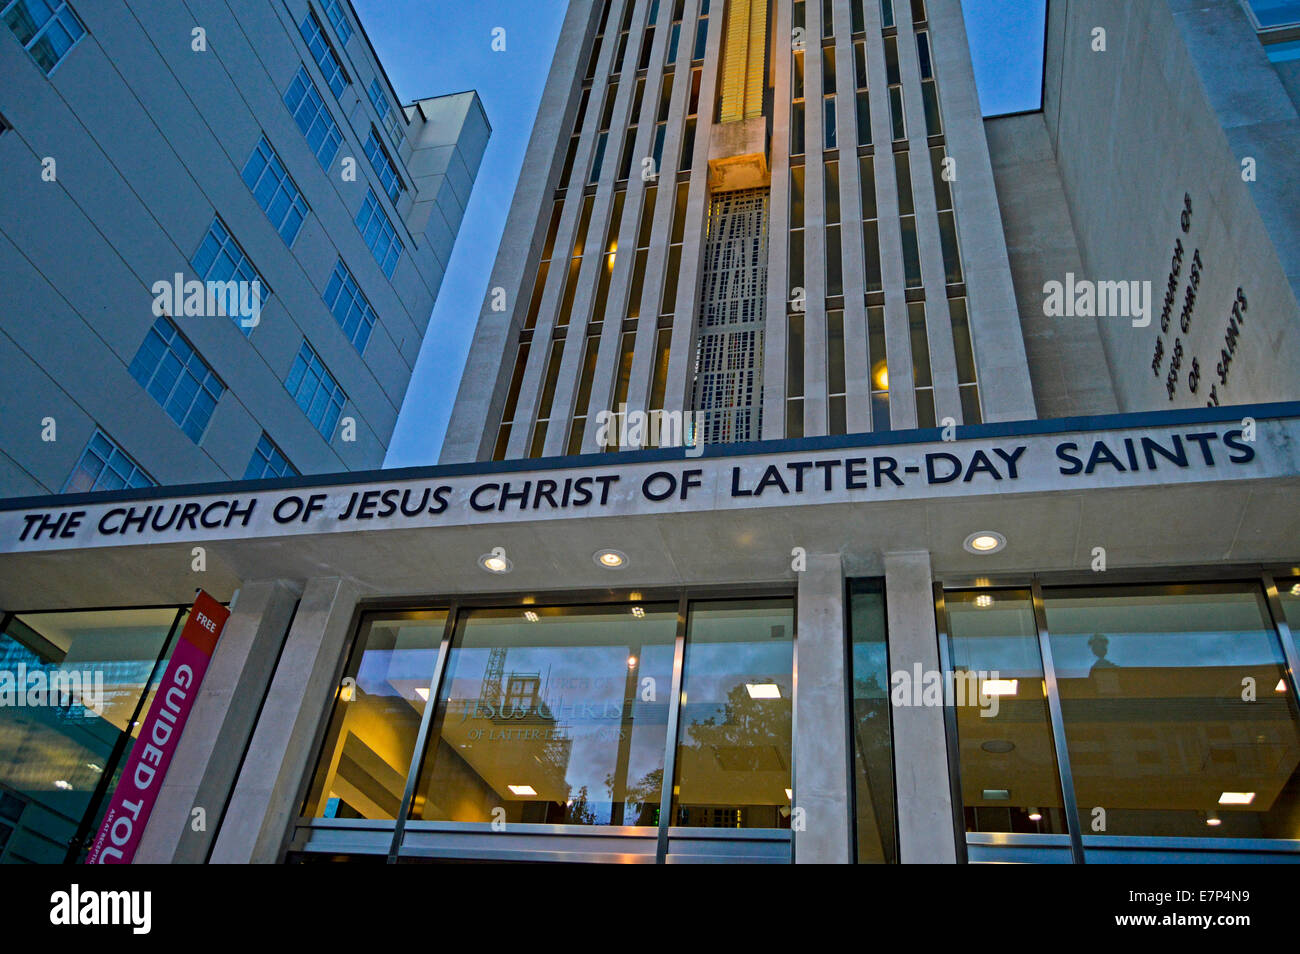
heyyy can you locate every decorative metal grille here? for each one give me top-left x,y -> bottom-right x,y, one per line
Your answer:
691,188 -> 769,444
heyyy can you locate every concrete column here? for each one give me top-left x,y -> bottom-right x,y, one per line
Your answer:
793,552 -> 853,864
136,579 -> 301,863
209,577 -> 362,864
884,550 -> 957,863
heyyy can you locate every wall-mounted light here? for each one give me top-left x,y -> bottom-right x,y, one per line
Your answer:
1027,807 -> 1042,822
1205,811 -> 1222,827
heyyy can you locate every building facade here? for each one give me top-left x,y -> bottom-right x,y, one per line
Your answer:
0,0 -> 489,497
0,0 -> 1298,866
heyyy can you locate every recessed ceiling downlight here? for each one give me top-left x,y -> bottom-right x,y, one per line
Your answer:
478,550 -> 513,574
964,531 -> 1006,554
594,549 -> 627,569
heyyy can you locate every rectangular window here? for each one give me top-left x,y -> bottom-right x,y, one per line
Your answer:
304,611 -> 449,820
1044,582 -> 1300,840
244,432 -> 298,480
355,189 -> 403,278
492,341 -> 531,459
190,218 -> 267,336
828,309 -> 846,433
670,599 -> 795,828
2,0 -> 84,75
849,579 -> 898,863
323,0 -> 353,45
949,296 -> 981,423
299,9 -> 348,97
406,604 -> 679,825
285,65 -> 343,170
63,429 -> 154,494
285,340 -> 347,438
945,589 -> 1069,835
909,302 -> 935,428
787,312 -> 804,438
242,136 -> 310,245
868,304 -> 889,430
323,259 -> 377,353
528,340 -> 565,457
363,129 -> 404,203
368,78 -> 406,150
128,317 -> 225,443
0,607 -> 184,862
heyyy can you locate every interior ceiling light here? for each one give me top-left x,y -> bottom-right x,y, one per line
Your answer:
964,531 -> 1006,554
631,605 -> 646,618
1218,792 -> 1256,806
746,683 -> 781,699
478,550 -> 512,573
1290,583 -> 1300,596
1277,679 -> 1288,693
1206,811 -> 1222,827
982,678 -> 1018,697
974,594 -> 994,608
871,360 -> 889,391
414,687 -> 430,701
594,549 -> 627,569
1027,808 -> 1042,821
524,610 -> 540,623
508,784 -> 537,797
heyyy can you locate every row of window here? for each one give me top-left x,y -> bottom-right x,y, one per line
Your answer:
63,423 -> 299,494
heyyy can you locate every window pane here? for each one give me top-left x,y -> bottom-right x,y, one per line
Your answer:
1044,582 -> 1300,840
303,612 -> 447,820
0,608 -> 179,863
409,603 -> 678,825
850,580 -> 897,863
671,599 -> 795,828
946,589 -> 1069,834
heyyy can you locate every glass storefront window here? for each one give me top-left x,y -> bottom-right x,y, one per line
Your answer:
945,590 -> 1068,834
670,599 -> 794,829
0,607 -> 182,863
1044,582 -> 1300,840
848,580 -> 897,863
408,603 -> 678,826
303,611 -> 447,820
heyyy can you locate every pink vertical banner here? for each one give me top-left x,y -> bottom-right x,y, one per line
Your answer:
85,590 -> 230,864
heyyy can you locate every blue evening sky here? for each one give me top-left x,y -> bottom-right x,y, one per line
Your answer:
354,0 -> 1047,467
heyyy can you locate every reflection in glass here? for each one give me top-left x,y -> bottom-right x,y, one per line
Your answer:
849,580 -> 897,862
1044,583 -> 1300,839
0,608 -> 181,863
946,590 -> 1067,834
410,604 -> 677,826
671,599 -> 794,828
303,612 -> 447,820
